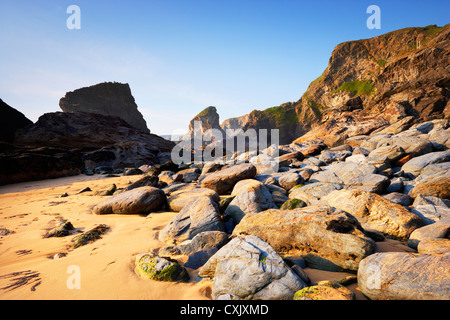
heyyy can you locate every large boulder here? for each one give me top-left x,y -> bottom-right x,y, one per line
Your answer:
59,82 -> 149,133
199,235 -> 307,300
323,189 -> 423,240
358,252 -> 450,300
309,162 -> 377,185
407,219 -> 450,250
232,206 -> 375,271
167,188 -> 220,212
93,187 -> 166,215
159,197 -> 224,244
200,164 -> 257,194
224,179 -> 276,223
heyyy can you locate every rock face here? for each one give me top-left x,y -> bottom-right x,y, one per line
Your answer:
358,252 -> 450,300
59,82 -> 149,133
232,206 -> 375,271
0,99 -> 33,143
93,187 -> 166,215
199,235 -> 307,300
0,111 -> 175,185
216,24 -> 449,147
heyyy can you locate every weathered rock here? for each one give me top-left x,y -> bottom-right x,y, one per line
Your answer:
409,180 -> 450,200
319,150 -> 352,164
43,219 -> 74,238
200,164 -> 257,194
358,252 -> 450,300
323,189 -> 423,240
199,235 -> 307,300
232,206 -> 375,271
368,145 -> 405,163
410,205 -> 450,225
134,253 -> 188,282
288,182 -> 343,206
159,231 -> 229,256
92,187 -> 166,215
407,219 -> 450,250
124,175 -> 158,191
224,179 -> 276,223
278,172 -> 304,191
71,224 -> 110,249
158,171 -> 183,185
60,82 -> 149,133
346,173 -> 390,194
167,188 -> 220,212
382,192 -> 413,206
402,151 -> 450,178
159,197 -> 224,245
417,239 -> 450,254
95,184 -> 117,196
177,168 -> 201,183
310,162 -> 377,185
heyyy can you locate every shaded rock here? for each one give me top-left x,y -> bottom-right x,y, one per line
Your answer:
59,82 -> 149,133
386,178 -> 404,193
413,195 -> 450,208
134,253 -> 188,282
43,219 -> 74,238
124,175 -> 158,191
368,145 -> 405,163
124,168 -> 143,176
95,184 -> 117,196
167,188 -> 220,212
323,189 -> 423,240
158,171 -> 183,185
177,168 -> 201,183
224,179 -> 276,223
200,164 -> 257,194
0,99 -> 33,143
199,235 -> 306,300
319,150 -> 352,164
382,192 -> 413,206
232,206 -> 375,271
93,187 -> 166,215
407,219 -> 450,250
159,197 -> 224,245
358,252 -> 450,300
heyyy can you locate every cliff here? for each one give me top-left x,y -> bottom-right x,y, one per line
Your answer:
59,82 -> 150,133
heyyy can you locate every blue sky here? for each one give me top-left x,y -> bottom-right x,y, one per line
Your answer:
0,1 -> 449,135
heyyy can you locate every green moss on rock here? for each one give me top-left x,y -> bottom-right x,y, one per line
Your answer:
135,253 -> 189,282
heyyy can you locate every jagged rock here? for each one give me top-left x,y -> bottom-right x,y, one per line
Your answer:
323,189 -> 423,240
199,235 -> 307,300
200,164 -> 257,194
92,187 -> 166,215
232,206 -> 375,271
59,82 -> 149,133
159,197 -> 224,245
358,252 -> 450,300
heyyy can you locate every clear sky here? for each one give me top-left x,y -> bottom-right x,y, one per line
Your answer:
0,0 -> 449,135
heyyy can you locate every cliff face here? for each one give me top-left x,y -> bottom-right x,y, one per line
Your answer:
59,82 -> 150,133
218,24 -> 450,146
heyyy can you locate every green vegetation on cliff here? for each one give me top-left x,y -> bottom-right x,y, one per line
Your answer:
332,80 -> 374,96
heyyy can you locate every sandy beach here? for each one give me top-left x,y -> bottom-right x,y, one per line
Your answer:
0,174 -> 415,300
